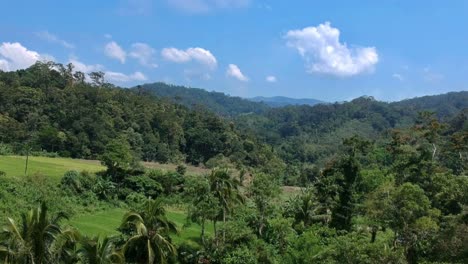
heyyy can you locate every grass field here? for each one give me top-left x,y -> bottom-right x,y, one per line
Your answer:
0,155 -> 105,180
0,155 -> 210,180
0,155 -> 218,246
69,207 -> 212,246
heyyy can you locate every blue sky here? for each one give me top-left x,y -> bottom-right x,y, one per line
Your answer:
1,0 -> 467,101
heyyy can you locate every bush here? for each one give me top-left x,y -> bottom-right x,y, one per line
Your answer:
123,175 -> 162,198
125,192 -> 148,209
0,143 -> 13,155
92,177 -> 116,200
61,170 -> 81,193
148,170 -> 184,195
176,164 -> 187,175
61,170 -> 97,194
222,246 -> 257,264
0,171 -> 5,177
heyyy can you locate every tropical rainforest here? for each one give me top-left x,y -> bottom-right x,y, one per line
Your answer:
0,62 -> 467,263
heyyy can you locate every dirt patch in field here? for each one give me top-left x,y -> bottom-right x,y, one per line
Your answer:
142,161 -> 210,175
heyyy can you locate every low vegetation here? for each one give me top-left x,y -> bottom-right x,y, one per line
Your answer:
0,63 -> 467,263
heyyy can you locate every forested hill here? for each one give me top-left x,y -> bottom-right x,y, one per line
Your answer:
0,62 -> 280,169
133,82 -> 270,116
236,92 -> 468,171
249,96 -> 324,107
391,91 -> 468,118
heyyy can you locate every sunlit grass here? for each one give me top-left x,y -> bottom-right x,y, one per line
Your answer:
69,207 -> 213,246
0,155 -> 105,180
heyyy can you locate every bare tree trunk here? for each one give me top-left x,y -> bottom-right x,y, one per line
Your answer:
213,220 -> 218,247
223,208 -> 226,244
201,218 -> 206,245
432,143 -> 437,160
370,226 -> 377,243
24,148 -> 29,176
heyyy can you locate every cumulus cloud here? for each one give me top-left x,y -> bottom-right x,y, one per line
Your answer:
423,67 -> 444,83
266,75 -> 277,82
226,64 -> 248,81
69,58 -> 104,73
168,0 -> 250,13
104,41 -> 127,63
106,71 -> 147,82
36,31 -> 74,49
392,73 -> 404,81
285,22 -> 378,77
68,58 -> 145,83
117,0 -> 153,16
0,42 -> 48,71
161,47 -> 217,69
129,43 -> 157,68
184,69 -> 212,80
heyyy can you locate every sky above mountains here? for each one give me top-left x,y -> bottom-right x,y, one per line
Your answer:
1,0 -> 467,101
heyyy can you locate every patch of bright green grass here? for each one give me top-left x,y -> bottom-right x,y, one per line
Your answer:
0,155 -> 105,180
69,208 -> 126,237
69,207 -> 213,246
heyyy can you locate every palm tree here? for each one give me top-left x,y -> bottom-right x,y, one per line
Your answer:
120,198 -> 177,264
78,236 -> 124,264
208,169 -> 244,244
0,202 -> 70,264
50,228 -> 81,263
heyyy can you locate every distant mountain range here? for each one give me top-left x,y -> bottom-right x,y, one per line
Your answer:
133,83 -> 270,116
248,96 -> 325,107
133,83 -> 325,116
134,83 -> 467,122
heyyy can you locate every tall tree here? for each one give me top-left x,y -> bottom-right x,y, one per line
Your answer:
120,199 -> 177,264
208,169 -> 244,244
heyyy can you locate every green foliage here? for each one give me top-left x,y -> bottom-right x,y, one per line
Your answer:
0,63 -> 279,170
0,202 -> 77,264
137,82 -> 270,117
221,246 -> 258,264
120,198 -> 178,264
0,143 -> 13,155
100,138 -> 135,180
122,174 -> 162,198
148,170 -> 184,195
176,164 -> 187,175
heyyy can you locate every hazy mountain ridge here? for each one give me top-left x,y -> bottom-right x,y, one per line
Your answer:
134,83 -> 270,116
249,96 -> 325,107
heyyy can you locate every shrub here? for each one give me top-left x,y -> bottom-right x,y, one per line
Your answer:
148,170 -> 184,195
0,143 -> 13,155
123,175 -> 162,198
176,164 -> 187,175
92,177 -> 116,200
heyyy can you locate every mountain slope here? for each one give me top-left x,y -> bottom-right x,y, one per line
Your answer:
249,96 -> 324,107
134,83 -> 270,116
236,92 -> 468,166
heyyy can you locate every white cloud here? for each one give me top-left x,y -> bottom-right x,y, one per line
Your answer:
117,0 -> 153,16
68,58 -> 104,73
168,0 -> 250,13
184,69 -> 212,80
226,64 -> 248,81
36,31 -> 74,49
106,71 -> 147,82
104,41 -> 126,63
129,43 -> 157,68
0,42 -> 48,71
392,73 -> 404,81
161,47 -> 217,69
285,22 -> 378,77
104,34 -> 113,39
266,75 -> 277,82
68,57 -> 146,83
